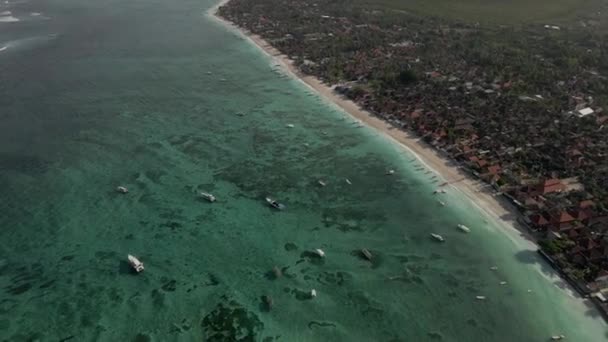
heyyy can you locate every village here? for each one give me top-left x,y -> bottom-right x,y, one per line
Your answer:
219,0 -> 608,318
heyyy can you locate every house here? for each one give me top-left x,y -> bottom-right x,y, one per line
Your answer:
549,210 -> 576,232
536,179 -> 565,195
529,212 -> 550,228
577,107 -> 594,117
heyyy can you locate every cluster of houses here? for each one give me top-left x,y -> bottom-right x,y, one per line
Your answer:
219,0 -> 608,315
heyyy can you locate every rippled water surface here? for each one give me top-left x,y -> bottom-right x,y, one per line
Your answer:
1,0 -> 607,340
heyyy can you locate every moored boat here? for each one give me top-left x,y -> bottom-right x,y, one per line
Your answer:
313,248 -> 325,258
457,224 -> 471,233
116,186 -> 128,194
266,197 -> 285,210
360,248 -> 373,261
430,233 -> 445,242
200,192 -> 216,202
128,254 -> 144,273
550,335 -> 565,340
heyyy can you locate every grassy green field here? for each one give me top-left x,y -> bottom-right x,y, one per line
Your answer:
357,0 -> 597,24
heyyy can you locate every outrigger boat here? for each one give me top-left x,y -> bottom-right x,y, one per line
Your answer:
430,233 -> 445,242
128,254 -> 144,273
266,197 -> 285,210
200,192 -> 216,202
313,249 -> 325,258
457,224 -> 471,233
360,248 -> 373,261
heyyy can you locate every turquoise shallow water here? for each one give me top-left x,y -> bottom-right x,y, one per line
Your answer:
1,0 -> 607,340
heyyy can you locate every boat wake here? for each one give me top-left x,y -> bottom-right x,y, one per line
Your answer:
0,11 -> 20,22
0,34 -> 58,53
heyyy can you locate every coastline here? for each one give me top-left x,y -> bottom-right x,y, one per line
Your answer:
207,0 -> 534,245
206,0 -> 602,308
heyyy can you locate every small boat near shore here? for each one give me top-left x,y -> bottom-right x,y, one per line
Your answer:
313,248 -> 325,258
266,197 -> 285,210
438,200 -> 446,206
345,178 -> 352,185
360,248 -> 373,261
457,224 -> 471,233
116,186 -> 129,194
386,169 -> 395,175
318,180 -> 327,187
200,192 -> 216,202
476,295 -> 486,301
128,254 -> 144,273
430,233 -> 445,242
550,335 -> 566,340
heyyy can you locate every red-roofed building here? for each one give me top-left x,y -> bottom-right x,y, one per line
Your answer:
529,213 -> 550,228
537,179 -> 565,195
409,111 -> 421,120
549,211 -> 576,231
486,165 -> 501,175
579,200 -> 595,209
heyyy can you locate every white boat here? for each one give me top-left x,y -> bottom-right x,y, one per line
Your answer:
128,254 -> 144,273
386,169 -> 395,175
116,186 -> 129,194
266,197 -> 285,210
430,233 -> 445,242
550,335 -> 565,340
476,296 -> 486,300
438,200 -> 446,206
440,189 -> 447,194
286,123 -> 295,128
313,249 -> 325,258
200,192 -> 216,202
499,281 -> 507,285
318,180 -> 327,187
345,178 -> 352,185
490,266 -> 498,271
457,224 -> 471,233
310,289 -> 317,298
